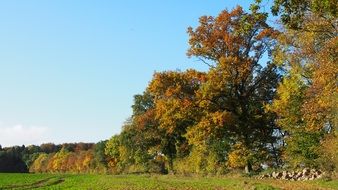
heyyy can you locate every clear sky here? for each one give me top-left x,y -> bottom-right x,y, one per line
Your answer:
0,0 -> 266,147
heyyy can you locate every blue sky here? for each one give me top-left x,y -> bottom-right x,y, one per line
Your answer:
0,0 -> 267,147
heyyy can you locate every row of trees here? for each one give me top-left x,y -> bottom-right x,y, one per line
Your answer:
0,142 -> 109,173
104,0 -> 337,175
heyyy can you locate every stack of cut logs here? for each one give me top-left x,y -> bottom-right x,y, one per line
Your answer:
258,168 -> 324,181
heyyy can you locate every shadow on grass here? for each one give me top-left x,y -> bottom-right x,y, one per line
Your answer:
1,176 -> 65,190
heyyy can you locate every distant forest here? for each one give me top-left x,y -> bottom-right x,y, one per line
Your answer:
1,0 -> 336,176
0,142 -> 108,173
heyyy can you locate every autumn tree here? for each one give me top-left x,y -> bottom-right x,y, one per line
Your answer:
147,70 -> 206,172
104,70 -> 206,174
270,0 -> 337,171
186,5 -> 281,173
30,153 -> 50,173
105,135 -> 123,172
123,91 -> 167,173
104,91 -> 166,174
128,91 -> 164,172
271,0 -> 337,30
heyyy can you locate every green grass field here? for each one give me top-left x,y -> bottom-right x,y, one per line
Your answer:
0,173 -> 337,190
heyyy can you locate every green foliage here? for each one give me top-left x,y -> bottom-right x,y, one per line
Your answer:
285,131 -> 321,168
94,140 -> 108,166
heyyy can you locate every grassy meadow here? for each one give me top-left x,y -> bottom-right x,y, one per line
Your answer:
0,173 -> 337,190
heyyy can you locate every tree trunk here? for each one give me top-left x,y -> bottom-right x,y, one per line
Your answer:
245,161 -> 252,174
168,156 -> 174,174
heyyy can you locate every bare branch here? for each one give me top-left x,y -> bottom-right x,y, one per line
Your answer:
196,57 -> 216,68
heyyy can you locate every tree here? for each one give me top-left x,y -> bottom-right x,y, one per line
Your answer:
271,0 -> 337,30
94,140 -> 108,167
147,70 -> 206,172
40,143 -> 61,154
269,0 -> 337,171
0,147 -> 28,173
302,38 -> 337,132
120,91 -> 166,173
105,135 -> 122,172
104,90 -> 167,174
30,153 -> 50,173
186,5 -> 281,173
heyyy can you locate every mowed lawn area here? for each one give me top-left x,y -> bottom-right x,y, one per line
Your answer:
0,173 -> 337,190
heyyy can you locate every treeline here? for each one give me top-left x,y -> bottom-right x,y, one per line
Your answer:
0,142 -> 109,173
104,0 -> 337,176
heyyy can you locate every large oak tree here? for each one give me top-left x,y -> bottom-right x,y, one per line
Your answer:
186,6 -> 281,172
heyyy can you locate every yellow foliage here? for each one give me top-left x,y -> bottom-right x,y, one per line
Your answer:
227,143 -> 251,169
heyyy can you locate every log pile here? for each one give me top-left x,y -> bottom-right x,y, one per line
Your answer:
258,168 -> 324,181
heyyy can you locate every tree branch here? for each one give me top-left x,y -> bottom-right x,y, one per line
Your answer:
196,57 -> 216,68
